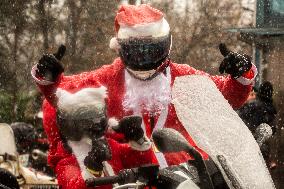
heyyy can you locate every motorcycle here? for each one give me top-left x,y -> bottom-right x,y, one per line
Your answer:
0,123 -> 58,189
85,128 -> 229,189
10,122 -> 54,177
86,125 -> 274,189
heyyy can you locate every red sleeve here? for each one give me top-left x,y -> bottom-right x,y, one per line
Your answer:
55,155 -> 88,189
210,74 -> 252,109
55,155 -> 112,189
108,139 -> 157,169
55,139 -> 154,189
42,100 -> 69,167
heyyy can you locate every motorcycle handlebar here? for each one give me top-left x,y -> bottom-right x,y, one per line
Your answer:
86,175 -> 121,187
85,166 -> 154,187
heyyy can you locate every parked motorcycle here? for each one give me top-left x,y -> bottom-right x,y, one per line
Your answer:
0,123 -> 58,189
10,122 -> 54,176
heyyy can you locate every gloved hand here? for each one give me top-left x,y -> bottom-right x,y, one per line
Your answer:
84,138 -> 112,174
36,45 -> 66,82
112,115 -> 144,142
219,43 -> 252,79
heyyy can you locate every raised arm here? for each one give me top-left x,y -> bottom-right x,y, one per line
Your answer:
31,45 -> 112,105
212,43 -> 257,109
175,43 -> 257,109
30,45 -> 65,104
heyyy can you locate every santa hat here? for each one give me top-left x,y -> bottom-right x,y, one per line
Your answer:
56,87 -> 121,129
109,4 -> 170,50
56,87 -> 107,120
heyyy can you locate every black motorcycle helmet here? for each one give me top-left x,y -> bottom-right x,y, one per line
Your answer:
110,4 -> 172,80
118,34 -> 171,72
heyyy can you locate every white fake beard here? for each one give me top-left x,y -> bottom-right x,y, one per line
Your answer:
123,69 -> 171,114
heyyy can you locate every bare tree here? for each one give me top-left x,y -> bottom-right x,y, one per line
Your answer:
37,0 -> 50,50
62,0 -> 117,73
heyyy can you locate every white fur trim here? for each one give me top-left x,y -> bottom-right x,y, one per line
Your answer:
236,64 -> 257,85
108,117 -> 119,127
31,65 -> 55,85
117,18 -> 170,39
109,37 -> 120,50
56,87 -> 107,115
129,136 -> 152,151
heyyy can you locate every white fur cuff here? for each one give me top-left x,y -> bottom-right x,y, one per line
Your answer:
236,64 -> 257,85
108,117 -> 119,127
31,65 -> 55,85
129,136 -> 152,151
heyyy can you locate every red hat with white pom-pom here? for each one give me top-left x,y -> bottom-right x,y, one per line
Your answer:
109,4 -> 170,50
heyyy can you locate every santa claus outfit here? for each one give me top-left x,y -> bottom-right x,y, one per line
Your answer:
54,87 -> 155,189
32,4 -> 257,189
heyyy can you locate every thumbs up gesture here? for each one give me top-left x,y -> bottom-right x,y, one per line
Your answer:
219,43 -> 252,79
36,45 -> 66,82
112,115 -> 144,142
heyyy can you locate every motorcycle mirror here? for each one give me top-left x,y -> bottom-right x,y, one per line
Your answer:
153,128 -> 214,189
152,128 -> 190,153
152,128 -> 204,162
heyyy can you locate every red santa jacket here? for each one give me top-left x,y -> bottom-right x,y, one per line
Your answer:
35,58 -> 254,188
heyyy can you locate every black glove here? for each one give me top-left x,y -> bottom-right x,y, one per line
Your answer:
112,115 -> 144,142
219,43 -> 252,79
84,138 -> 112,172
36,45 -> 66,82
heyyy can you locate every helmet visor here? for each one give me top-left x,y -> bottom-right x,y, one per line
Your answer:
118,34 -> 171,71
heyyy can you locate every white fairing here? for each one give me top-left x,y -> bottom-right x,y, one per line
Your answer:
0,123 -> 17,156
0,123 -> 18,176
172,75 -> 275,189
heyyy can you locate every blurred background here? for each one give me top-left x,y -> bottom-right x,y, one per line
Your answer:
0,0 -> 283,187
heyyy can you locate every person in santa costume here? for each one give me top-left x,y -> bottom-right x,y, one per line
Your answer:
54,86 -> 154,189
31,4 -> 257,189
